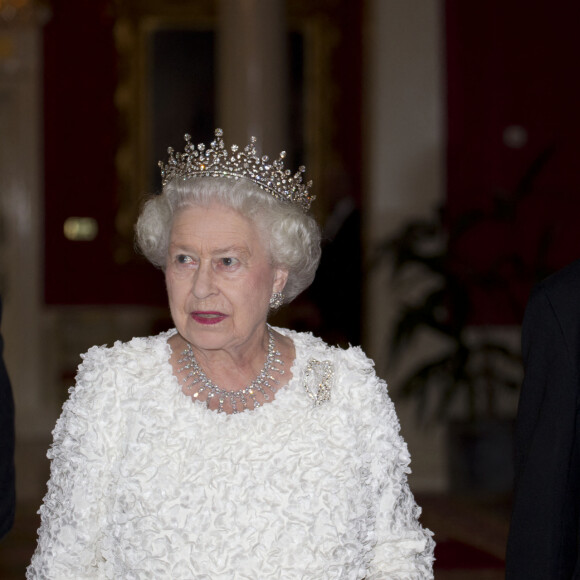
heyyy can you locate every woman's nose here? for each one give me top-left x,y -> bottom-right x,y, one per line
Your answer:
191,262 -> 218,299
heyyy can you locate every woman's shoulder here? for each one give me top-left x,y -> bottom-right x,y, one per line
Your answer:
276,328 -> 388,405
281,328 -> 402,438
63,329 -> 176,419
70,330 -> 176,403
278,328 -> 377,373
79,328 -> 176,369
277,327 -> 360,356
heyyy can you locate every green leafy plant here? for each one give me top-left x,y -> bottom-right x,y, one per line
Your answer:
377,148 -> 555,423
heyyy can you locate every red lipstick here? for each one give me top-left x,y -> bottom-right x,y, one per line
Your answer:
191,311 -> 227,325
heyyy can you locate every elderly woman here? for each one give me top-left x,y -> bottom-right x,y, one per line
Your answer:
28,129 -> 434,579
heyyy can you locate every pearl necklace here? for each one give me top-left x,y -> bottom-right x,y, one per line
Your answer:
178,326 -> 285,413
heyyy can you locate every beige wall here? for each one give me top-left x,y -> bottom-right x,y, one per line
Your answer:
0,18 -> 56,503
363,0 -> 447,491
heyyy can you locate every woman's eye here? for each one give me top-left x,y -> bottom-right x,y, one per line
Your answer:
220,257 -> 239,267
176,254 -> 192,264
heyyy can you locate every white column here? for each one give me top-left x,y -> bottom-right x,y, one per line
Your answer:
363,0 -> 446,491
0,6 -> 54,501
217,0 -> 289,155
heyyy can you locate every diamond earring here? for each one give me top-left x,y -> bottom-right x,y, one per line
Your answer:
269,292 -> 284,310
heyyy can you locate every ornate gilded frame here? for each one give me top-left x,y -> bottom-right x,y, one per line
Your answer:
113,0 -> 339,262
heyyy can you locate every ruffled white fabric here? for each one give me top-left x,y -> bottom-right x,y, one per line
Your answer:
27,329 -> 434,579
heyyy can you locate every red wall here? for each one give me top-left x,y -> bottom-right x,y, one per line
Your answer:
43,0 -> 167,305
445,0 -> 580,323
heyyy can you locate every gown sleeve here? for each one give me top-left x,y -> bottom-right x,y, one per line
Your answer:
357,357 -> 435,579
27,345 -> 123,580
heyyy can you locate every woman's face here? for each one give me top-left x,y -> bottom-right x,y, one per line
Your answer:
166,203 -> 287,354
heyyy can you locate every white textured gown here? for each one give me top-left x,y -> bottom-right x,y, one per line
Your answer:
27,329 -> 434,579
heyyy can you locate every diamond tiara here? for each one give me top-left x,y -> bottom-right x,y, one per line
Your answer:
158,128 -> 315,212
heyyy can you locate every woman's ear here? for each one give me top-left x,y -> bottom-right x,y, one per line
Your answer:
273,268 -> 289,293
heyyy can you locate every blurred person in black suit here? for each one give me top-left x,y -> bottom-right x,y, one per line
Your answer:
506,259 -> 580,578
0,296 -> 15,540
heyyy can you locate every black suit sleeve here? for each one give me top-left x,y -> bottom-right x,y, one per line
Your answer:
506,283 -> 580,579
0,298 -> 15,540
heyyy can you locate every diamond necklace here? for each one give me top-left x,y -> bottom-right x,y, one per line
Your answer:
178,326 -> 285,414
